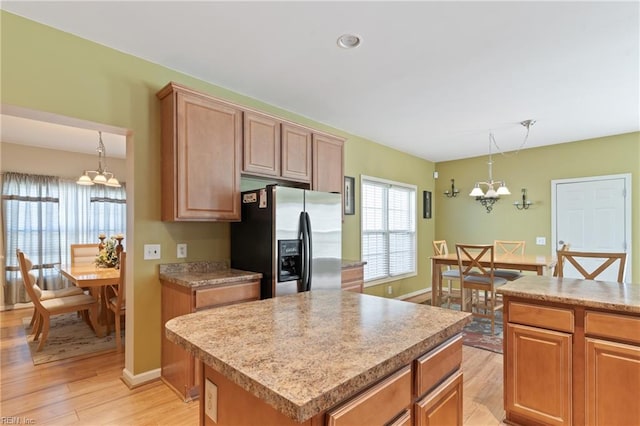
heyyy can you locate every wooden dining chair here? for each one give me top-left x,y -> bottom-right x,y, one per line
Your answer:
70,243 -> 100,265
432,240 -> 461,308
17,251 -> 86,329
456,244 -> 508,335
17,249 -> 100,351
552,243 -> 570,277
105,252 -> 126,352
556,250 -> 627,283
493,240 -> 526,281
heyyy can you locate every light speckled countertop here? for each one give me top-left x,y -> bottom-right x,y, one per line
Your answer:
497,275 -> 640,313
159,261 -> 262,289
341,259 -> 367,269
165,290 -> 470,422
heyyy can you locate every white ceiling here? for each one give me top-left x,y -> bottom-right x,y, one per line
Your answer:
1,1 -> 638,162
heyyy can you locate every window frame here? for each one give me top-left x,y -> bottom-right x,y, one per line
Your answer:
360,175 -> 417,287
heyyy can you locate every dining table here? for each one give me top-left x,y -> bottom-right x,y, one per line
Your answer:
59,264 -> 120,336
430,253 -> 557,307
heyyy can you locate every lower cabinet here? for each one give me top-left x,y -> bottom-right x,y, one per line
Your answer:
503,299 -> 640,426
341,264 -> 364,293
161,279 -> 260,401
414,371 -> 463,426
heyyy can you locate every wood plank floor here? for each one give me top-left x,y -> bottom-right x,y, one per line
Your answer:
1,307 -> 505,425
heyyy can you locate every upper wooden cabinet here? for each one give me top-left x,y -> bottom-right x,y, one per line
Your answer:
312,134 -> 344,194
242,113 -> 312,184
281,123 -> 312,182
242,111 -> 281,177
157,82 -> 242,221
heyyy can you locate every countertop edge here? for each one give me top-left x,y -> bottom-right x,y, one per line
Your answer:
159,269 -> 262,289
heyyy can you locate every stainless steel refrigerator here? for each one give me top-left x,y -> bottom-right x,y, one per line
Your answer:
230,185 -> 342,298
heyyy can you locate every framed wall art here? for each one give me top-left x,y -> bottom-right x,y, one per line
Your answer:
423,190 -> 432,219
344,176 -> 355,215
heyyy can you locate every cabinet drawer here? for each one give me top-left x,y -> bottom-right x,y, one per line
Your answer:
585,311 -> 640,344
195,280 -> 260,310
414,335 -> 462,397
341,266 -> 363,284
387,409 -> 411,426
326,365 -> 411,426
508,301 -> 574,333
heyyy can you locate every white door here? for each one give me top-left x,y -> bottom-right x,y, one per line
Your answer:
552,174 -> 631,282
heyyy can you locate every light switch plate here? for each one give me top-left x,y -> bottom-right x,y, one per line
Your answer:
536,237 -> 546,246
143,244 -> 161,260
177,243 -> 187,259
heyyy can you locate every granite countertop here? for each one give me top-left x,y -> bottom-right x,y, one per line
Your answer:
165,290 -> 471,422
341,259 -> 367,269
159,261 -> 262,289
497,275 -> 640,314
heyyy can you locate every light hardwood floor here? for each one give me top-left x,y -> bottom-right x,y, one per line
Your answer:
1,307 -> 504,425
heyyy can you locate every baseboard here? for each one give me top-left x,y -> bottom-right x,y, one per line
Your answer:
121,367 -> 161,389
397,288 -> 431,303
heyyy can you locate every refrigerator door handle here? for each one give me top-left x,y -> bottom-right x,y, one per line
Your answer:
299,212 -> 309,292
305,212 -> 313,291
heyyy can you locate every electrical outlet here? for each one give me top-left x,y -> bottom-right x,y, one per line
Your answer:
536,237 -> 546,246
205,379 -> 218,422
143,244 -> 161,260
387,285 -> 393,295
177,243 -> 187,258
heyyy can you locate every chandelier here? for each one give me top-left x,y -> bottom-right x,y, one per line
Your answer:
469,120 -> 535,213
76,131 -> 121,187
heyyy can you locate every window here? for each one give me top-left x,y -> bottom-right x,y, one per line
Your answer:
361,176 -> 416,283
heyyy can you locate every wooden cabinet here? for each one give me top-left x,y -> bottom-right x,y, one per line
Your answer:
281,123 -> 312,182
242,115 -> 313,184
242,111 -> 281,177
505,323 -> 572,425
584,311 -> 640,426
157,82 -> 242,222
414,371 -> 463,426
341,264 -> 364,293
503,299 -> 640,426
161,279 -> 260,401
326,366 -> 412,426
312,134 -> 344,194
413,335 -> 464,426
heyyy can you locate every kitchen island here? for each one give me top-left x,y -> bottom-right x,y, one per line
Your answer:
498,275 -> 640,426
165,290 -> 471,425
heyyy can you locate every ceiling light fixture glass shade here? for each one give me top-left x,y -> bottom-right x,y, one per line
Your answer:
76,131 -> 121,188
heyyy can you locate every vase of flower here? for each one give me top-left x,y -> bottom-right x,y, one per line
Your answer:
96,237 -> 119,268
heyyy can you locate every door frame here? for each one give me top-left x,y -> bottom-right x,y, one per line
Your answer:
551,173 -> 632,280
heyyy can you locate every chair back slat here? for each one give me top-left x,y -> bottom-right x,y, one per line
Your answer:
70,243 -> 99,265
456,244 -> 494,279
494,240 -> 526,256
556,250 -> 626,282
432,240 -> 449,256
16,249 -> 44,308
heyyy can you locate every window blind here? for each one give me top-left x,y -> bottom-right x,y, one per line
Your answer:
361,177 -> 416,282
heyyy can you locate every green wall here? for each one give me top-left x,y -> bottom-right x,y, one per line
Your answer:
1,12 -> 435,375
434,132 -> 640,283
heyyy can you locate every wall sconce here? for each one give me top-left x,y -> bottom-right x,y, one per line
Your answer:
513,188 -> 533,210
443,179 -> 459,198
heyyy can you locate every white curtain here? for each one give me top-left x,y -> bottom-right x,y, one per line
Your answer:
2,172 -> 126,305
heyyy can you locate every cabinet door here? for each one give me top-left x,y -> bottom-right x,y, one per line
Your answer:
586,338 -> 640,426
505,323 -> 572,426
312,134 -> 344,194
243,111 -> 280,177
281,123 -> 312,182
160,84 -> 242,221
414,371 -> 463,426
